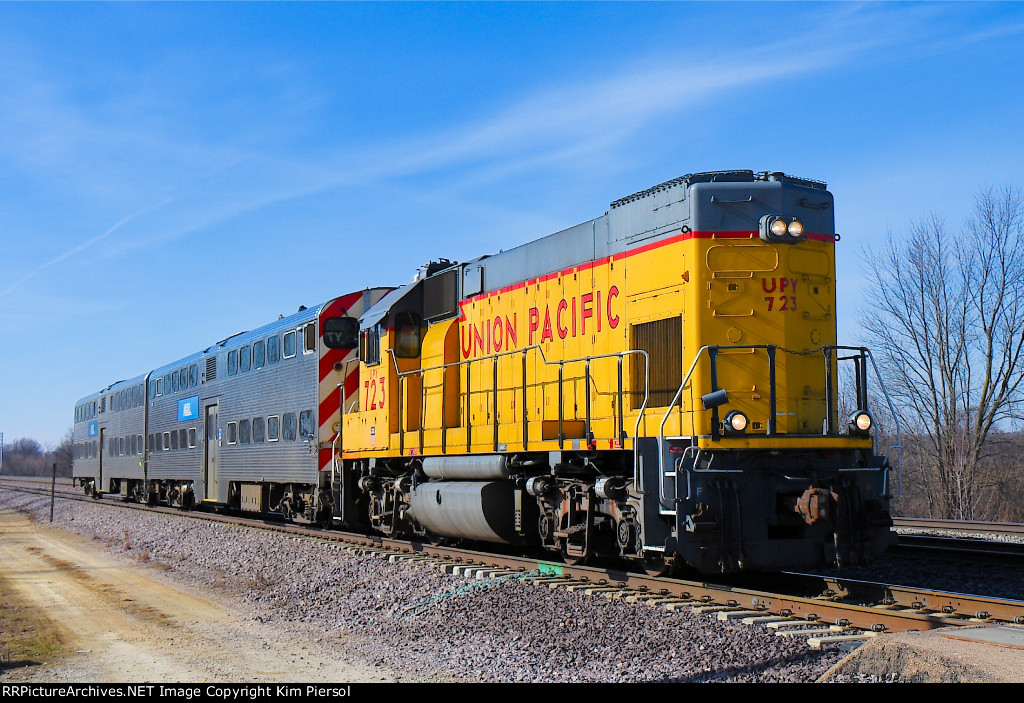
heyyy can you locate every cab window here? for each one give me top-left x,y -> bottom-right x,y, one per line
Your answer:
360,326 -> 380,366
394,312 -> 422,359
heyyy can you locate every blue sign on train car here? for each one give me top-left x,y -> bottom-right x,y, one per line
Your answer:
88,421 -> 97,437
178,396 -> 199,422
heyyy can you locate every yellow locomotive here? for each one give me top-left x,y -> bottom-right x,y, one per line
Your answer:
334,170 -> 895,573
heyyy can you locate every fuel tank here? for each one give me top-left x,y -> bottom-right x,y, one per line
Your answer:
408,480 -> 534,544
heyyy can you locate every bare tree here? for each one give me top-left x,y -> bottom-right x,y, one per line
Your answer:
862,186 -> 1024,520
53,427 -> 73,477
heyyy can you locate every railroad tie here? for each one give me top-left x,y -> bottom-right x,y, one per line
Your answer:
806,632 -> 879,650
689,604 -> 738,614
741,615 -> 796,625
471,568 -> 517,579
581,586 -> 625,595
522,576 -> 575,587
659,600 -> 697,611
770,622 -> 831,634
547,579 -> 584,589
564,583 -> 601,592
773,626 -> 844,637
624,593 -> 675,604
717,610 -> 766,621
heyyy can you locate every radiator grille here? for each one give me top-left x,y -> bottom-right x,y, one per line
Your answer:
205,355 -> 217,382
631,316 -> 682,408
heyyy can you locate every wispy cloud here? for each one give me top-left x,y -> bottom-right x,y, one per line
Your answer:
0,199 -> 171,298
4,2 -> 1013,290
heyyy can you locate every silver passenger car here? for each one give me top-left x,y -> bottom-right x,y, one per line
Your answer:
73,288 -> 391,520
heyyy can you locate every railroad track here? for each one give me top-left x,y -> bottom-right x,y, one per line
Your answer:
892,516 -> 1024,562
3,477 -> 1024,649
893,517 -> 1024,537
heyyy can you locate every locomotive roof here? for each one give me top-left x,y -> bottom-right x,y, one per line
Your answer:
609,170 -> 826,209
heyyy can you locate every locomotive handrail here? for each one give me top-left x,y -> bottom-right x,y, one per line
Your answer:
823,345 -> 903,497
654,344 -> 904,510
654,345 -> 711,507
865,349 -> 903,498
385,345 -> 649,459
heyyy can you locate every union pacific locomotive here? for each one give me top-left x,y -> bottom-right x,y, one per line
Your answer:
73,170 -> 897,573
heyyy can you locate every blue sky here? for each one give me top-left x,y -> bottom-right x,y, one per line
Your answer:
1,2 -> 1023,447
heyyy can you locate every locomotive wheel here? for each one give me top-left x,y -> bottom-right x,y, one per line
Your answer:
641,553 -> 673,577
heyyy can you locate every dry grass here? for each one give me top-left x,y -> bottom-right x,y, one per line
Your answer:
0,574 -> 69,670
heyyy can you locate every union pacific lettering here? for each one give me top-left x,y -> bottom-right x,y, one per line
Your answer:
460,286 -> 620,360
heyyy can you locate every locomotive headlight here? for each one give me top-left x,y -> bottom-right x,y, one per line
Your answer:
760,214 -> 802,244
848,410 -> 873,435
724,410 -> 748,434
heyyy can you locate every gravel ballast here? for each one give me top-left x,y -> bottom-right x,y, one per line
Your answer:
2,490 -> 851,682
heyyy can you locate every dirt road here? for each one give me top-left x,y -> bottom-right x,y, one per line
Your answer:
0,506 -> 405,682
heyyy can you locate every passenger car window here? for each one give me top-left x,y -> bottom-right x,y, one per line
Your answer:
267,335 -> 280,364
282,412 -> 296,441
228,350 -> 238,375
239,419 -> 251,444
268,416 -> 280,442
240,345 -> 251,372
299,409 -> 314,438
253,340 -> 265,369
253,417 -> 265,443
303,323 -> 316,354
227,422 -> 237,445
283,331 -> 296,359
